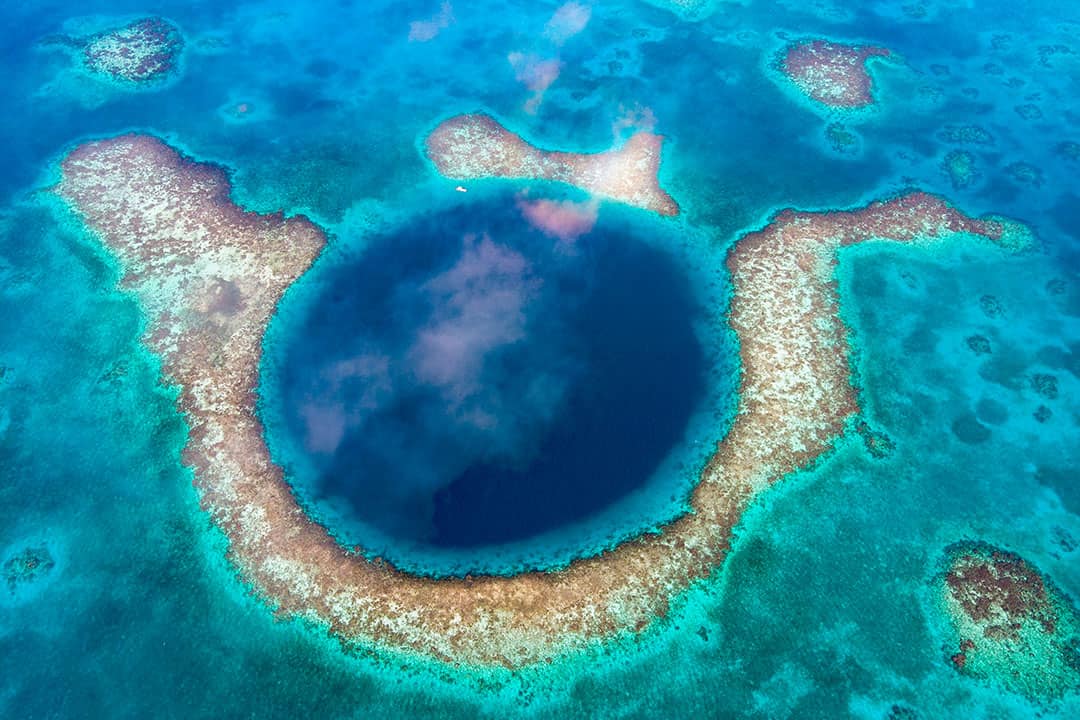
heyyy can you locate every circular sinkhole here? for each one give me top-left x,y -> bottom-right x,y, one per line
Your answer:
260,192 -> 736,577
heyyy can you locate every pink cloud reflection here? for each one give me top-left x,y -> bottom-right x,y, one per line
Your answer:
517,196 -> 598,253
408,1 -> 454,42
544,2 -> 591,45
410,234 -> 540,405
301,353 -> 391,455
300,401 -> 346,454
508,52 -> 562,114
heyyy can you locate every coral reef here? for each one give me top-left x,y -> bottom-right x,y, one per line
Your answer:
825,122 -> 861,154
937,125 -> 994,145
82,17 -> 183,83
780,39 -> 891,109
1006,161 -> 1045,188
854,420 -> 895,459
1056,141 -> 1080,162
642,0 -> 717,21
941,150 -> 978,190
966,335 -> 992,355
3,545 -> 55,592
979,294 -> 1004,318
424,113 -> 679,216
934,542 -> 1080,699
1031,373 -> 1058,400
1015,103 -> 1043,120
58,135 -> 1026,667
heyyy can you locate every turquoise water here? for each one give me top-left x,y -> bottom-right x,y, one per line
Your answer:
1,0 -> 1078,718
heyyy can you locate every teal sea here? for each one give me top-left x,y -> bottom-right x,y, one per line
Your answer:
1,0 -> 1079,717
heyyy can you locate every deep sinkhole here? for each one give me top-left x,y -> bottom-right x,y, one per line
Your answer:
261,193 -> 735,577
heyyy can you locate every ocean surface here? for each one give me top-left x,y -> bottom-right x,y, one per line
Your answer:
1,0 -> 1078,718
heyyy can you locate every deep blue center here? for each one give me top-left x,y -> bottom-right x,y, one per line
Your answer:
265,195 -> 710,575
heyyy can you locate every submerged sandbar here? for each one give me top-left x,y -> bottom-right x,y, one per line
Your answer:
58,134 -> 1026,667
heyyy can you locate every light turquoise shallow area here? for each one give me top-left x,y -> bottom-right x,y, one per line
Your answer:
1,0 -> 1079,718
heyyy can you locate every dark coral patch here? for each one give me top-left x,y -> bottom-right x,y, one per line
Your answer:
854,420 -> 895,458
934,542 -> 1080,698
825,122 -> 861,155
3,545 -> 55,593
887,704 -> 918,720
1015,103 -> 1043,120
979,294 -> 1004,319
966,334 -> 992,355
1031,373 -> 1059,400
940,150 -> 978,190
81,17 -> 184,83
1038,43 -> 1075,68
1046,278 -> 1067,295
1056,141 -> 1080,162
1006,161 -> 1045,188
937,124 -> 993,145
1052,527 -> 1077,554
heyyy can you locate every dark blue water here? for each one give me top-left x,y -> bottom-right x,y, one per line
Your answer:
268,194 -> 708,567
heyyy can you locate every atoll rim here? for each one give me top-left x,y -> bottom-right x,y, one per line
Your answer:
56,131 -> 1027,667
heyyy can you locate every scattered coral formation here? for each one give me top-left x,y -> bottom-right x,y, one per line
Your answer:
825,122 -> 861,155
1056,141 -> 1080,162
1015,103 -> 1043,120
966,334 -> 992,355
887,704 -> 918,720
642,0 -> 717,21
82,17 -> 183,83
1037,43 -> 1074,68
1052,527 -> 1077,554
4,545 -> 55,592
1006,161 -> 1045,188
424,114 -> 680,216
780,39 -> 891,109
941,150 -> 978,190
854,420 -> 895,459
937,124 -> 994,145
1031,373 -> 1059,400
979,294 -> 1004,318
934,542 -> 1080,699
58,135 -> 1027,667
